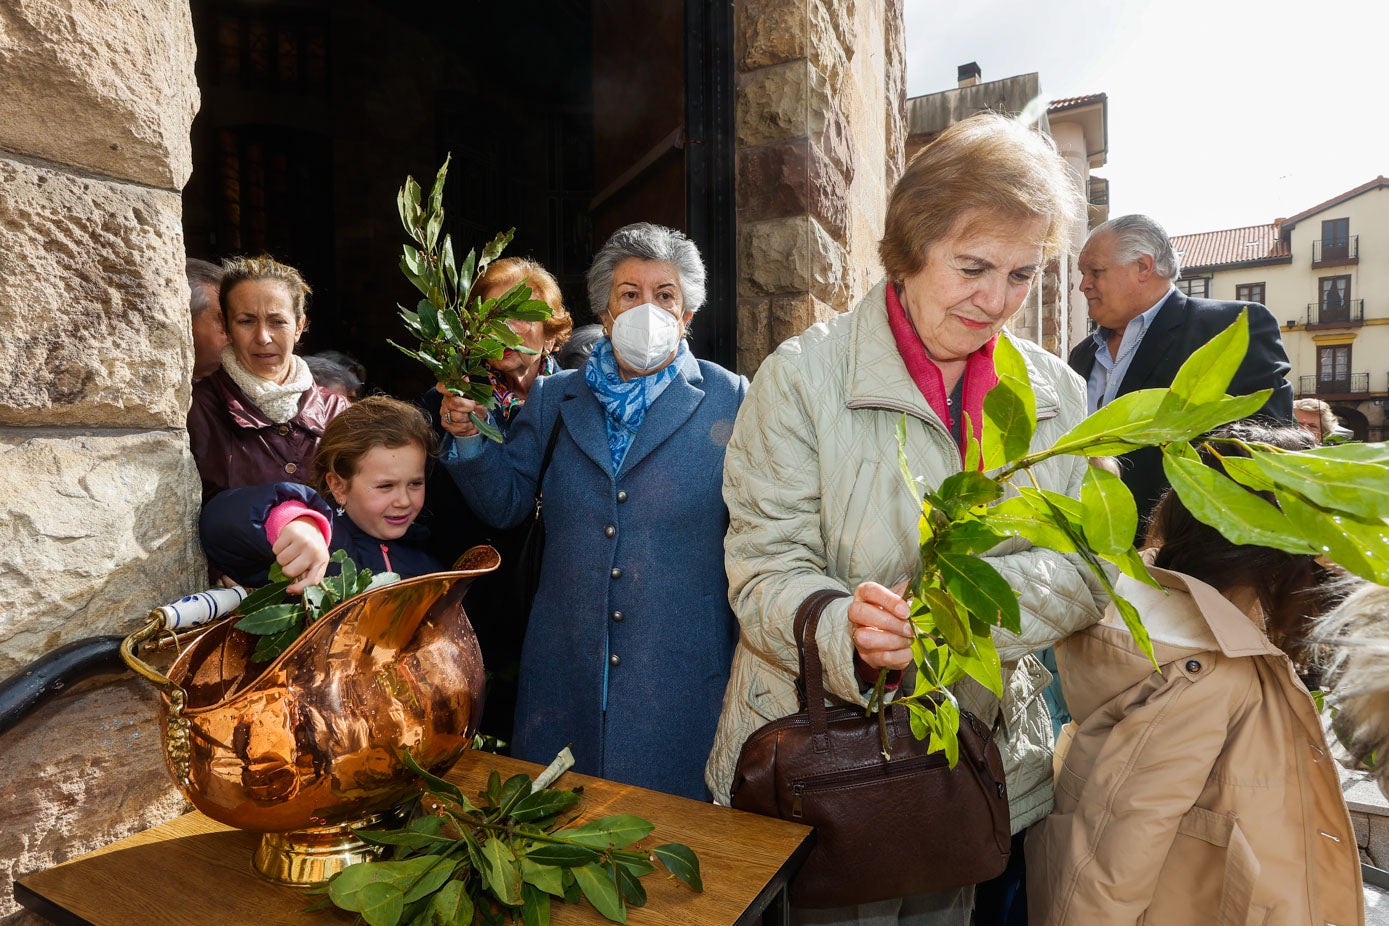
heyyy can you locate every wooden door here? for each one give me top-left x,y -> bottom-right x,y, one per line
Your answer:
589,0 -> 735,366
1318,344 -> 1351,393
1321,218 -> 1350,261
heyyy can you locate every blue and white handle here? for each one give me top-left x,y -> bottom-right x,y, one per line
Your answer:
152,586 -> 248,632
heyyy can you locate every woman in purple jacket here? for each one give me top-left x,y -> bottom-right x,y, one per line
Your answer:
188,256 -> 348,503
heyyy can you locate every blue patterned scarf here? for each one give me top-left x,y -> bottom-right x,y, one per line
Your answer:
583,337 -> 685,471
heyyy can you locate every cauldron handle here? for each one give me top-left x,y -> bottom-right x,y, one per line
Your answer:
120,586 -> 247,786
120,586 -> 248,694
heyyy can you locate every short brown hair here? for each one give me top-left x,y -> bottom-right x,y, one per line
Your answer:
1146,422 -> 1334,659
220,255 -> 312,324
476,257 -> 573,348
878,113 -> 1084,281
313,397 -> 438,493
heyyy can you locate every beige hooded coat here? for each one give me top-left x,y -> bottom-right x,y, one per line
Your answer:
705,281 -> 1109,832
1026,560 -> 1363,926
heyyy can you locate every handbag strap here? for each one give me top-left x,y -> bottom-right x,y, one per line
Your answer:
792,588 -> 852,737
532,413 -> 564,516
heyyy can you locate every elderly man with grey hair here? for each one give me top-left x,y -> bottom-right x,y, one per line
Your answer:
1069,214 -> 1293,539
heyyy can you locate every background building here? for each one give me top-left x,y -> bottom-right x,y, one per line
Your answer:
905,63 -> 1109,357
1172,177 -> 1389,441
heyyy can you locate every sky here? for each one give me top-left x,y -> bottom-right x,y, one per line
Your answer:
903,0 -> 1387,236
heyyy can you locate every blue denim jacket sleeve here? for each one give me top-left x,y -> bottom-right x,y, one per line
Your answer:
440,431 -> 487,463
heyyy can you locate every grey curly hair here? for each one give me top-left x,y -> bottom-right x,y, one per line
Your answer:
586,223 -> 706,315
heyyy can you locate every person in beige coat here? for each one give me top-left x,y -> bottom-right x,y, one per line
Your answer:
1026,424 -> 1363,926
707,114 -> 1109,925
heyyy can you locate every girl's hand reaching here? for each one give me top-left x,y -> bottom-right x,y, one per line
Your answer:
273,517 -> 331,594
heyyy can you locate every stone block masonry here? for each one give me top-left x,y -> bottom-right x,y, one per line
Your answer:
0,3 -> 204,920
0,0 -> 199,189
0,157 -> 192,429
733,0 -> 905,377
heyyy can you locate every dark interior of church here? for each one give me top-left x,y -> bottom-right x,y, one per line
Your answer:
182,0 -> 734,400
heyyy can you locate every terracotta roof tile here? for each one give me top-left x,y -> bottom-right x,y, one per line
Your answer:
1171,224 -> 1290,272
1281,176 -> 1389,228
1049,93 -> 1106,111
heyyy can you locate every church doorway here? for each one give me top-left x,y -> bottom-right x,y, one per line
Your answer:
181,0 -> 735,399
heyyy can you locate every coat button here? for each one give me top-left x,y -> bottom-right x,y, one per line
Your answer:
616,490 -> 628,503
610,567 -> 622,580
604,525 -> 616,538
284,462 -> 298,475
1185,659 -> 1202,673
277,425 -> 289,436
609,654 -> 620,666
611,611 -> 624,622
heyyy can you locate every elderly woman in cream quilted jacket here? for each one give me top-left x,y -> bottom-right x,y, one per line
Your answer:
706,114 -> 1108,926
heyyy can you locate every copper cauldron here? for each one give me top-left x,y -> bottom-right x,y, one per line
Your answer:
122,547 -> 499,885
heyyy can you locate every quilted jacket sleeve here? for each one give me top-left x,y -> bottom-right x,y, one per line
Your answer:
987,350 -> 1110,664
722,351 -> 867,707
986,449 -> 1110,665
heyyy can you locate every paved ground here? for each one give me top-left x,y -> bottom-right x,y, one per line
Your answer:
1346,764 -> 1389,923
1367,883 -> 1389,925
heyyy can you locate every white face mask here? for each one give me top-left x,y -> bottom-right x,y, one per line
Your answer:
608,303 -> 683,373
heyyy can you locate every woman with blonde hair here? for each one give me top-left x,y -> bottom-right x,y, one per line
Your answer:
422,256 -> 572,742
200,396 -> 442,591
441,256 -> 573,424
188,256 -> 348,503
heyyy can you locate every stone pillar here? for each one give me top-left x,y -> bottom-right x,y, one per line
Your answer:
0,3 -> 205,919
734,0 -> 906,376
1051,120 -> 1090,359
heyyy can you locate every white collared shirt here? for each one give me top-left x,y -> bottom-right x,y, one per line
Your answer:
1085,286 -> 1175,412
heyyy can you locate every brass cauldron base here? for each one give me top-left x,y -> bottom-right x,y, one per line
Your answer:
252,814 -> 387,887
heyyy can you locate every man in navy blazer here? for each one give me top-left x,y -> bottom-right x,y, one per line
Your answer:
1068,214 -> 1294,542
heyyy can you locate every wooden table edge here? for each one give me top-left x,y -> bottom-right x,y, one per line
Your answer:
16,751 -> 814,926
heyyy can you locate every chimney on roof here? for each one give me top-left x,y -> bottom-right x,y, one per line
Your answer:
958,62 -> 981,88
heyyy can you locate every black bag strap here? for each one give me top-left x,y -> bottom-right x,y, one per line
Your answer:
532,413 -> 564,517
792,588 -> 851,736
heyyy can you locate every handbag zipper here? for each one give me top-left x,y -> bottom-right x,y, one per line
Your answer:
790,754 -> 948,817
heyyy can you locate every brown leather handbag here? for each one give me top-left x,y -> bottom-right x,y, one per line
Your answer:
729,588 -> 1012,909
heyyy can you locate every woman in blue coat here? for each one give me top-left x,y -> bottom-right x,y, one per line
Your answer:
439,223 -> 747,800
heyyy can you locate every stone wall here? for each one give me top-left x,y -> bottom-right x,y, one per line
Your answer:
0,2 -> 205,919
733,0 -> 906,376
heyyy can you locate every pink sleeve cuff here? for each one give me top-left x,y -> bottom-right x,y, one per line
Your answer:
265,501 -> 332,546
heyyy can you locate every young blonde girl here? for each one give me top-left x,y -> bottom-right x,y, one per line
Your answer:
200,397 -> 442,590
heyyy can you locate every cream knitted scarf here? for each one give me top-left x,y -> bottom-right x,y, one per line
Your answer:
219,345 -> 314,424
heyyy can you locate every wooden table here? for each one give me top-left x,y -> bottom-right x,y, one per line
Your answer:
16,752 -> 812,926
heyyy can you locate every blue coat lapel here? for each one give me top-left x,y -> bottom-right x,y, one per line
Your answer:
554,377 -> 616,479
617,351 -> 705,476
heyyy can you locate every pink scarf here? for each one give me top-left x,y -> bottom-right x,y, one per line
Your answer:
884,283 -> 999,467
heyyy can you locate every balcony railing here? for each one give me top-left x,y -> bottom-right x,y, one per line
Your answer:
1312,235 -> 1359,265
1298,372 -> 1370,395
1088,176 -> 1109,207
1306,299 -> 1365,325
